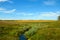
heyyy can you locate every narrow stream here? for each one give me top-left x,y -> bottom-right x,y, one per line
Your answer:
19,34 -> 28,40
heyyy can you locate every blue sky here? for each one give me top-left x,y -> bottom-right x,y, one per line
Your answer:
0,0 -> 60,20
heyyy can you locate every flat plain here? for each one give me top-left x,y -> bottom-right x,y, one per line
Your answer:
0,20 -> 60,40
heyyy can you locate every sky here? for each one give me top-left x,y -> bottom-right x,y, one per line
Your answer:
0,0 -> 60,20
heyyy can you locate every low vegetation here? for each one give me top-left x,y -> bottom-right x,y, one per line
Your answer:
0,20 -> 60,40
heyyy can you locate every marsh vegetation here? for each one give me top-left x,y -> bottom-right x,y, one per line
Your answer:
0,20 -> 60,40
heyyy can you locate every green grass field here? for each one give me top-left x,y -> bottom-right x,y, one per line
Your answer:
0,20 -> 60,40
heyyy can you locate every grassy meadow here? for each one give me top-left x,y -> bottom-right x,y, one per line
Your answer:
0,20 -> 60,40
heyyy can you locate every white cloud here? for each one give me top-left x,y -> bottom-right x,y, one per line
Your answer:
35,11 -> 60,20
43,0 -> 56,5
17,11 -> 60,17
0,0 -> 8,2
28,0 -> 38,2
39,12 -> 59,17
0,8 -> 16,13
0,0 -> 13,3
0,8 -> 6,10
3,9 -> 16,13
19,12 -> 34,16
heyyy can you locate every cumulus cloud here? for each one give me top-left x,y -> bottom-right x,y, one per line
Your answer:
43,0 -> 56,5
0,8 -> 16,13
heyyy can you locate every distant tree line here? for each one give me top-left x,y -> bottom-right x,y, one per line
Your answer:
58,16 -> 60,20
